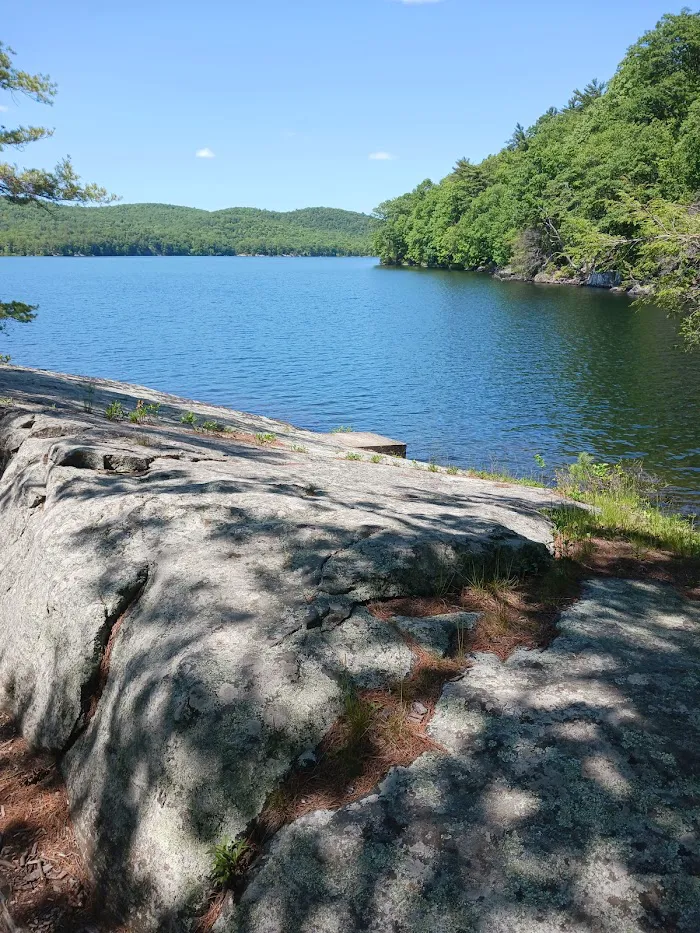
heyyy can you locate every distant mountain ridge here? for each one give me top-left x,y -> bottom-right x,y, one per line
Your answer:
0,201 -> 377,257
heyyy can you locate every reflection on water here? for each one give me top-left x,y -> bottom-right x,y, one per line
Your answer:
2,256 -> 698,505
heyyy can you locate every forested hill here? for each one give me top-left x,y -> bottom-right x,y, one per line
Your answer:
0,202 -> 376,257
373,10 -> 700,348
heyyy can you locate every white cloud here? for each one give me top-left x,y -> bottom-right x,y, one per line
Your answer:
0,105 -> 8,113
195,147 -> 215,159
369,151 -> 396,161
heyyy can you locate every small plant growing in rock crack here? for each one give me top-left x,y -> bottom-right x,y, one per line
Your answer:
291,444 -> 308,453
345,452 -> 362,461
428,460 -> 439,473
104,400 -> 127,421
331,425 -> 353,433
81,380 -> 96,413
210,837 -> 252,887
201,419 -> 224,432
370,454 -> 383,463
180,411 -> 197,426
255,432 -> 276,445
446,465 -> 459,475
129,400 -> 160,424
0,396 -> 13,407
0,354 -> 11,365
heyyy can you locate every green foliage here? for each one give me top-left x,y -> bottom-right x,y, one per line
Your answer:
255,432 -> 276,445
1,42 -> 112,348
104,400 -> 126,421
345,452 -> 362,460
180,411 -> 197,425
372,11 -> 700,346
291,444 -> 308,453
201,419 -> 224,432
81,381 -> 95,413
210,837 -> 251,887
0,201 -> 376,258
370,454 -> 383,463
552,453 -> 700,557
330,425 -> 354,433
446,465 -> 459,475
534,454 -> 546,469
129,400 -> 160,423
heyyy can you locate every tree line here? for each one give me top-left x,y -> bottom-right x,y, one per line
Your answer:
0,201 -> 376,258
373,10 -> 700,348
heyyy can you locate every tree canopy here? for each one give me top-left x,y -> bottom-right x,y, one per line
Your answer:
1,41 -> 111,346
373,10 -> 700,348
0,201 -> 377,258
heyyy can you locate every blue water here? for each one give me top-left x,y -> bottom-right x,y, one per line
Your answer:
2,256 -> 699,505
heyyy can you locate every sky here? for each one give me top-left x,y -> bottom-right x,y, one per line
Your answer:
1,0 -> 692,214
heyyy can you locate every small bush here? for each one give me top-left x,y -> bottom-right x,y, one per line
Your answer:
201,419 -> 224,432
331,425 -> 353,434
345,452 -> 362,461
291,444 -> 308,453
428,460 -> 439,473
370,454 -> 383,463
446,465 -> 459,475
104,400 -> 126,421
0,396 -> 12,407
129,400 -> 160,424
180,411 -> 197,426
255,432 -> 276,445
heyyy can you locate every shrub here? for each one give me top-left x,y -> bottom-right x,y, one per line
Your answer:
129,400 -> 160,424
180,411 -> 197,426
104,400 -> 126,421
255,432 -> 276,445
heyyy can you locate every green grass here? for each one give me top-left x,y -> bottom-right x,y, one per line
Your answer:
255,432 -> 276,445
446,465 -> 459,475
0,396 -> 13,407
210,837 -> 251,887
331,425 -> 353,433
551,453 -> 700,558
345,452 -> 362,461
291,444 -> 308,453
370,454 -> 383,463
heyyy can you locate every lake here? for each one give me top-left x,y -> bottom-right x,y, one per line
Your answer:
2,256 -> 699,507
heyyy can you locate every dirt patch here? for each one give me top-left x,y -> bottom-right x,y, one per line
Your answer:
555,534 -> 700,599
0,713 -> 118,932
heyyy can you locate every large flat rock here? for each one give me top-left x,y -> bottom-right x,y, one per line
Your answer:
0,366 -> 559,929
227,579 -> 700,933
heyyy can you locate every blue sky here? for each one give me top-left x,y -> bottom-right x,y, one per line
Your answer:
2,1 -> 690,214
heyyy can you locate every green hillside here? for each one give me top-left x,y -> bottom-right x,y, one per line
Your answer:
0,202 -> 376,257
373,10 -> 700,347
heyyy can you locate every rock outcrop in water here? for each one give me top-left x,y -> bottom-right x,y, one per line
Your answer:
0,367 -> 698,932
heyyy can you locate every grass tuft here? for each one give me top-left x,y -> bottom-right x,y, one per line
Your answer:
210,838 -> 251,888
551,453 -> 699,558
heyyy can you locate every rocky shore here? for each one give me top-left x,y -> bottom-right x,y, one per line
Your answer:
0,367 -> 698,932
